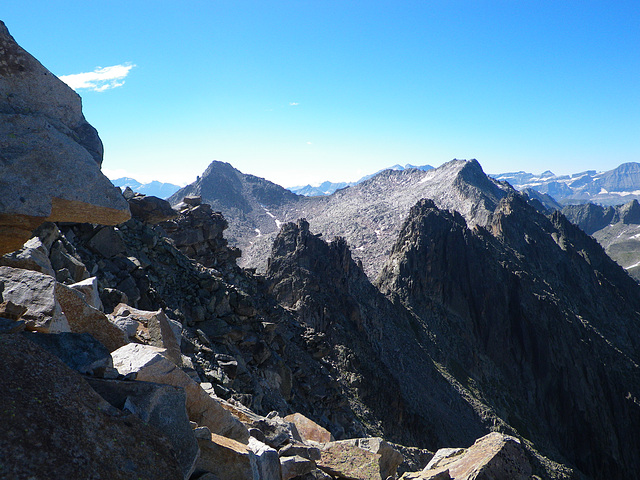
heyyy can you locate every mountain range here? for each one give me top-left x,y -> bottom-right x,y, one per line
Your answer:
288,163 -> 434,196
166,157 -> 640,478
491,162 -> 640,205
110,177 -> 182,199
7,18 -> 640,480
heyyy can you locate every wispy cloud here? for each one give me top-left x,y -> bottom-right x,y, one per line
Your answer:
289,102 -> 299,106
59,63 -> 136,92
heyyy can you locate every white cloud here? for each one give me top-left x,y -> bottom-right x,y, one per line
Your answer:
289,102 -> 299,106
306,141 -> 312,144
59,63 -> 136,92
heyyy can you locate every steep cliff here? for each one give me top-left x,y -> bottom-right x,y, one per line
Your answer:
377,196 -> 640,478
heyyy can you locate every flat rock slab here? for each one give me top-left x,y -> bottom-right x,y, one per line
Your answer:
284,412 -> 333,444
196,433 -> 256,480
401,432 -> 532,480
0,334 -> 183,479
56,283 -> 127,352
112,343 -> 249,443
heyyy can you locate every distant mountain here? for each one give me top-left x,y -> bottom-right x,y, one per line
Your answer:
562,199 -> 640,281
288,180 -> 351,197
111,177 -> 181,199
170,159 -> 512,278
167,161 -> 302,248
288,163 -> 434,196
168,157 -> 640,478
491,162 -> 640,205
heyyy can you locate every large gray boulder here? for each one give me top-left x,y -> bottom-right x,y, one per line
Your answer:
0,21 -> 130,254
0,265 -> 70,332
111,343 -> 250,443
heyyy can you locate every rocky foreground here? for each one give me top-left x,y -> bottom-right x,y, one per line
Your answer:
2,18 -> 640,480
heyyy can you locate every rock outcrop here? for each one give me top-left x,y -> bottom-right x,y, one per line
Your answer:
402,432 -> 532,480
0,21 -> 129,254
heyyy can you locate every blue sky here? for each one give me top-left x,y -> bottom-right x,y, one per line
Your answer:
3,1 -> 639,187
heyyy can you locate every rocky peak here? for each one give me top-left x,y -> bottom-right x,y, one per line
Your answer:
377,197 -> 640,478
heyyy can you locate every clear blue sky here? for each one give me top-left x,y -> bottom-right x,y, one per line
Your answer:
3,1 -> 639,187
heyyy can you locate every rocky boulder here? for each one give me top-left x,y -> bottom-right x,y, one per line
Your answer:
401,432 -> 532,480
128,193 -> 178,224
0,265 -> 70,332
111,343 -> 250,443
0,21 -> 129,254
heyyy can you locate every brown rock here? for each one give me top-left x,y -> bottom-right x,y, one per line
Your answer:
0,266 -> 70,332
339,437 -> 404,480
0,21 -> 130,255
56,283 -> 128,352
284,412 -> 333,444
317,441 -> 383,480
0,334 -> 183,479
110,303 -> 182,364
401,432 -> 532,480
196,433 -> 255,480
0,300 -> 27,320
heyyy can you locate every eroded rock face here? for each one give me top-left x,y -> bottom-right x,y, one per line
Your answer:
0,21 -> 129,254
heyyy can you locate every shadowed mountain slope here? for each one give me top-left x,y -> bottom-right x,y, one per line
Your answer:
376,196 -> 640,479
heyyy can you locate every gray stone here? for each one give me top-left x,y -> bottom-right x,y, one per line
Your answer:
0,21 -> 130,255
278,443 -> 321,462
0,266 -> 70,332
249,437 -> 283,480
0,236 -> 55,276
69,276 -> 103,310
87,377 -> 199,480
110,303 -> 182,365
128,194 -> 178,224
280,455 -> 315,480
111,343 -> 250,443
88,226 -> 127,258
49,240 -> 90,282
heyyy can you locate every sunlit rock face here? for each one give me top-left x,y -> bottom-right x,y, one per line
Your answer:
0,20 -> 129,255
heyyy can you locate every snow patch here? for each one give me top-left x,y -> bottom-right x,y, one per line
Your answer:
625,260 -> 640,270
